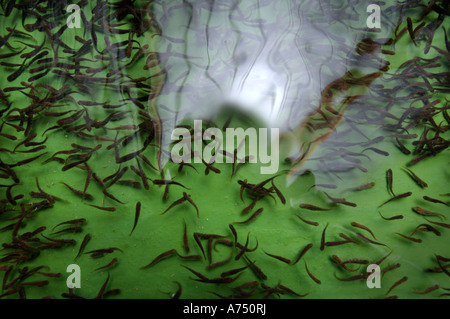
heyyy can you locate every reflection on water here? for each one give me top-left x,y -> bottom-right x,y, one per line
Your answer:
153,0 -> 399,175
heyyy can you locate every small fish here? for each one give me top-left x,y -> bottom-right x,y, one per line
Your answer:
235,233 -> 251,261
61,182 -> 93,200
193,233 -> 206,259
386,169 -> 394,196
412,207 -> 446,220
413,284 -> 439,295
363,147 -> 389,156
402,167 -> 427,188
394,232 -> 422,243
379,192 -> 412,208
130,202 -> 141,236
161,196 -> 187,215
331,256 -> 360,272
295,214 -> 319,226
277,284 -> 308,297
36,272 -> 62,278
220,266 -> 249,278
395,138 -> 411,155
234,208 -> 263,225
207,254 -> 233,270
53,226 -> 82,235
95,274 -> 110,299
183,221 -> 189,253
323,193 -> 357,207
242,198 -> 258,214
87,204 -> 116,212
271,180 -> 286,204
263,251 -> 291,264
386,276 -> 408,296
378,211 -> 404,221
320,223 -> 329,251
356,233 -> 386,246
229,224 -> 238,246
141,249 -> 177,269
86,248 -> 122,258
424,218 -> 450,229
423,196 -> 448,206
344,182 -> 375,192
94,258 -> 118,272
304,261 -> 321,284
19,281 -> 50,288
170,281 -> 182,299
53,219 -> 87,231
183,192 -> 199,217
292,243 -> 313,265
411,224 -> 441,237
244,256 -> 267,280
334,274 -> 366,282
351,222 -> 376,239
299,203 -> 331,211
75,234 -> 91,261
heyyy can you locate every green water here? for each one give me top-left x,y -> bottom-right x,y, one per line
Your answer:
0,1 -> 449,299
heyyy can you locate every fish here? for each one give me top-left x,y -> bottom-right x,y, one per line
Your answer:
295,214 -> 319,227
263,251 -> 291,264
412,207 -> 446,220
395,138 -> 411,154
356,233 -> 387,246
320,223 -> 329,251
378,192 -> 412,208
334,274 -> 366,282
183,221 -> 189,252
95,273 -> 111,299
220,266 -> 249,278
130,202 -> 141,236
378,211 -> 404,221
386,169 -> 394,196
351,222 -> 376,239
207,254 -> 233,270
299,203 -> 331,211
424,218 -> 450,229
93,258 -> 118,272
244,256 -> 267,280
304,261 -> 321,284
233,208 -> 263,225
423,196 -> 448,206
413,284 -> 439,295
242,198 -> 258,215
170,281 -> 182,299
386,276 -> 408,296
52,226 -> 83,235
87,204 -> 116,212
61,182 -> 93,200
402,167 -> 427,188
291,243 -> 313,265
410,224 -> 441,237
323,192 -> 357,207
344,182 -> 376,192
271,180 -> 286,204
141,249 -> 177,269
229,224 -> 238,246
75,234 -> 91,261
161,196 -> 187,215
